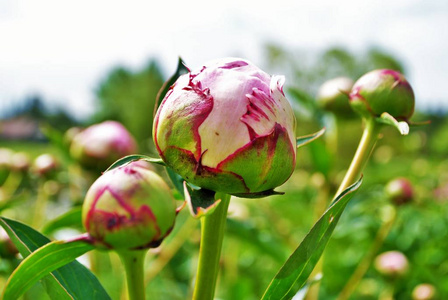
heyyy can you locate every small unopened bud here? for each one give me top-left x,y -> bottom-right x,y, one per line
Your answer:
374,250 -> 409,277
385,177 -> 414,205
316,77 -> 354,116
33,154 -> 60,178
71,121 -> 137,172
412,283 -> 436,300
350,69 -> 415,120
82,161 -> 176,250
11,152 -> 31,173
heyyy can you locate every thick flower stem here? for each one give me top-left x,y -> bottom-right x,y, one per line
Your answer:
334,119 -> 381,198
118,250 -> 147,300
193,193 -> 231,300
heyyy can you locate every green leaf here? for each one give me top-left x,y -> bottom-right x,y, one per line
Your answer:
0,217 -> 110,300
154,57 -> 189,115
184,182 -> 221,218
0,193 -> 27,213
232,189 -> 284,198
105,154 -> 165,172
296,128 -> 326,148
42,206 -> 83,235
166,166 -> 186,197
40,124 -> 72,162
261,178 -> 362,300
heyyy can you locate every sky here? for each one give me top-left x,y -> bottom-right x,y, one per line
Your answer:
1,0 -> 447,120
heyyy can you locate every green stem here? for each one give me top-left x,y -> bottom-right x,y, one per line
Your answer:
118,250 -> 147,300
334,119 -> 381,198
192,193 -> 231,300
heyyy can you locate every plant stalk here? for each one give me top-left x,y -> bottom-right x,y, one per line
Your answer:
192,193 -> 231,300
118,250 -> 147,300
334,119 -> 381,198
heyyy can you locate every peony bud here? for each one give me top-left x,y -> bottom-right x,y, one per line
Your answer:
349,69 -> 415,120
70,121 -> 137,172
412,283 -> 436,300
0,227 -> 18,259
385,177 -> 413,205
11,152 -> 31,173
316,77 -> 354,116
374,250 -> 409,277
32,154 -> 60,178
82,161 -> 176,250
153,58 -> 296,195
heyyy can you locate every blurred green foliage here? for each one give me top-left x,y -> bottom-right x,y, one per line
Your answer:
93,60 -> 165,151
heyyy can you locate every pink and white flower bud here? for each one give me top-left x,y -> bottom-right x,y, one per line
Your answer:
82,161 -> 176,250
385,177 -> 414,205
316,77 -> 354,115
153,58 -> 296,195
70,121 -> 137,171
11,152 -> 31,173
32,154 -> 60,178
412,283 -> 436,300
374,250 -> 409,277
349,69 -> 415,120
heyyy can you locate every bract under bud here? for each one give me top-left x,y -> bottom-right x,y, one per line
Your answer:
70,121 -> 137,172
153,58 -> 297,195
374,250 -> 409,277
82,161 -> 176,250
316,77 -> 354,116
385,177 -> 413,205
349,69 -> 415,120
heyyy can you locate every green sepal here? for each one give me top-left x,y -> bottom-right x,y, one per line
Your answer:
232,189 -> 284,198
261,177 -> 362,300
376,112 -> 409,135
296,128 -> 326,148
184,182 -> 221,218
154,57 -> 189,116
408,119 -> 431,127
105,154 -> 165,172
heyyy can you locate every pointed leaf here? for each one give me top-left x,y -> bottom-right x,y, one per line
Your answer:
408,119 -> 431,126
42,206 -> 83,235
184,182 -> 221,218
2,237 -> 95,299
105,154 -> 164,172
232,189 -> 284,198
296,128 -> 326,148
261,178 -> 362,300
377,112 -> 409,135
166,166 -> 186,197
0,218 -> 110,300
154,57 -> 189,115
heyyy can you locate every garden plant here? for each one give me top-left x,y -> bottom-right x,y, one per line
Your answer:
0,56 -> 435,300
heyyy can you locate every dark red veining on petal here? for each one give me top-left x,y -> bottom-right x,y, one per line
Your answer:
219,60 -> 249,69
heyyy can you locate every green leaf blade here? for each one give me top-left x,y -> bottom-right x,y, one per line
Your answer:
0,218 -> 110,300
104,154 -> 164,172
261,178 -> 362,300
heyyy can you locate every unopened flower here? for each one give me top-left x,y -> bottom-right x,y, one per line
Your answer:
32,154 -> 60,178
349,69 -> 415,120
82,161 -> 176,250
374,250 -> 409,277
316,77 -> 354,116
412,283 -> 436,300
71,121 -> 137,171
153,58 -> 296,196
11,152 -> 30,173
0,228 -> 18,259
385,177 -> 413,205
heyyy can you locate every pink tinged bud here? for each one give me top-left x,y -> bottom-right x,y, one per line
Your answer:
412,284 -> 436,300
153,58 -> 296,195
374,250 -> 409,277
11,152 -> 30,172
82,161 -> 176,250
349,69 -> 415,120
70,121 -> 137,171
316,77 -> 354,115
385,177 -> 414,205
33,154 -> 60,177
